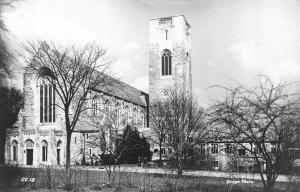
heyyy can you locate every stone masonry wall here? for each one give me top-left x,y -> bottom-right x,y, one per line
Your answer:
149,15 -> 192,103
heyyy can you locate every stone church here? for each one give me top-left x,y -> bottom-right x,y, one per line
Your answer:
4,15 -> 192,167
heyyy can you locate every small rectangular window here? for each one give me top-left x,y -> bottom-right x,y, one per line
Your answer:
161,148 -> 166,155
200,144 -> 205,154
165,30 -> 168,40
161,134 -> 165,142
271,143 -> 277,154
168,148 -> 172,155
225,144 -> 232,154
211,144 -> 218,154
212,161 -> 219,168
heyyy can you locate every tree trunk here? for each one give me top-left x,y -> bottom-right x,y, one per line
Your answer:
264,177 -> 275,192
65,129 -> 72,189
177,156 -> 183,178
159,139 -> 162,166
264,183 -> 274,192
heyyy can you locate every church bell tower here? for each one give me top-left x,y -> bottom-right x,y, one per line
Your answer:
149,15 -> 192,103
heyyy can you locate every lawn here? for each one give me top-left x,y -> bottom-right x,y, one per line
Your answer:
0,166 -> 299,192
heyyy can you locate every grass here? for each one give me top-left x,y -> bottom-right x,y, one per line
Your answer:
0,166 -> 299,192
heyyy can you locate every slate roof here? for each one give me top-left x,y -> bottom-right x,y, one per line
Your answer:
91,74 -> 149,107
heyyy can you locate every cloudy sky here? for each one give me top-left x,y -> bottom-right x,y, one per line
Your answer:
3,0 -> 300,106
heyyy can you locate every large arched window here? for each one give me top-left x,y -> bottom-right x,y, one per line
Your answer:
40,84 -> 56,123
161,49 -> 172,76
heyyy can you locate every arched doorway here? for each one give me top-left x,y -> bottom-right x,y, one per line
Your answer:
57,140 -> 62,165
25,140 -> 34,165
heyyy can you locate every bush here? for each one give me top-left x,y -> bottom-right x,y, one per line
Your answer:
101,154 -> 116,165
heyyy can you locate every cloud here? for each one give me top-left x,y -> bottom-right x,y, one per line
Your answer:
227,41 -> 300,83
131,75 -> 149,93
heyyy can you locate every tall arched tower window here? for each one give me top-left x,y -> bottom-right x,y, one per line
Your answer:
161,49 -> 172,76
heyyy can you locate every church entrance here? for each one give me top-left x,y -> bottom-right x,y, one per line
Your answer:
26,149 -> 33,165
25,139 -> 34,166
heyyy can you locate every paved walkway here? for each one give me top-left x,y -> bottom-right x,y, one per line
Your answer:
80,165 -> 298,182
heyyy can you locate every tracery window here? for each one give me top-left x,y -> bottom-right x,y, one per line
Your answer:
133,108 -> 137,125
115,103 -> 120,126
92,96 -> 100,115
40,84 -> 56,123
124,105 -> 129,125
161,49 -> 172,76
42,141 -> 48,162
141,108 -> 147,127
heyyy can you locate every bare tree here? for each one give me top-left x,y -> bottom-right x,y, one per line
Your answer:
84,107 -> 123,184
85,106 -> 144,185
149,100 -> 169,165
0,0 -> 18,77
25,41 -> 114,187
208,76 -> 300,192
151,90 -> 206,177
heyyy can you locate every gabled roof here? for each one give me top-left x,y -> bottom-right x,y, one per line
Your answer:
92,74 -> 149,107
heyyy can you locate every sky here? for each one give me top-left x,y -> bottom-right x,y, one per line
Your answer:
2,0 -> 300,106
